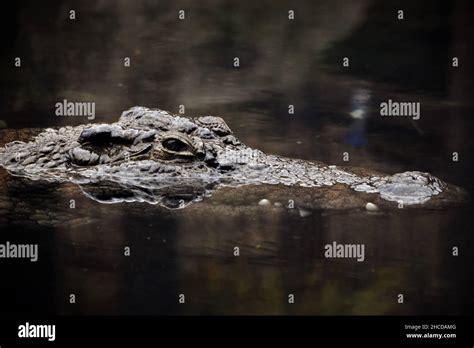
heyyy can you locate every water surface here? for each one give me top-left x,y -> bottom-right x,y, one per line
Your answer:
0,0 -> 473,315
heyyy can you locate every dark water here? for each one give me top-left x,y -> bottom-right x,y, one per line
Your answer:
0,0 -> 473,315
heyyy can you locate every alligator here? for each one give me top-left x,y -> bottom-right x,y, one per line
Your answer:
0,106 -> 467,210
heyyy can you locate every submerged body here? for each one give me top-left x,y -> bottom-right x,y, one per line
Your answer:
0,107 -> 466,208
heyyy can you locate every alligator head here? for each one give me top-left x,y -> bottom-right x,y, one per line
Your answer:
0,107 -> 464,209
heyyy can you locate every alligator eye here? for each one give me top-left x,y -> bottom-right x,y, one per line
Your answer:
163,138 -> 187,152
161,134 -> 195,157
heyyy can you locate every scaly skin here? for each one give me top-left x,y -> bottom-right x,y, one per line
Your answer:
0,107 -> 467,209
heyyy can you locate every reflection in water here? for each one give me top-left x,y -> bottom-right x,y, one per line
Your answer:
346,88 -> 371,147
80,180 -> 209,208
0,168 -> 472,315
0,0 -> 473,315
